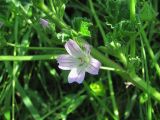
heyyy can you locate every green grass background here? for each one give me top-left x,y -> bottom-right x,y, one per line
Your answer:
0,0 -> 160,120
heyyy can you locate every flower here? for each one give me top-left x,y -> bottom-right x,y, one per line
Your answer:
40,18 -> 49,28
57,39 -> 101,84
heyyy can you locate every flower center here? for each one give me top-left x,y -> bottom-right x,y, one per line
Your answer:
78,56 -> 90,67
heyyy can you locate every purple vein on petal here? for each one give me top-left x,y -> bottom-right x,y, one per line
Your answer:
65,40 -> 83,57
57,54 -> 78,70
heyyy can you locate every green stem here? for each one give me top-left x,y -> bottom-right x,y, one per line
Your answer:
0,55 -> 57,61
35,1 -> 69,30
12,14 -> 19,120
139,23 -> 160,77
108,72 -> 119,120
130,0 -> 136,21
141,36 -> 152,120
6,42 -> 65,51
91,48 -> 160,102
100,66 -> 116,71
129,0 -> 136,73
92,48 -> 123,70
88,0 -> 106,42
49,0 -> 56,13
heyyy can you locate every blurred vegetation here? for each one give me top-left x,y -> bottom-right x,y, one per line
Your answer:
0,0 -> 160,120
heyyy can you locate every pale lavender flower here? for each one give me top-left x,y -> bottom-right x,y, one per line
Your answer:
40,18 -> 48,28
57,39 -> 101,84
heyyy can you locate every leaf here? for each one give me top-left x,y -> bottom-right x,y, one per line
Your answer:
140,2 -> 157,21
4,110 -> 10,120
16,81 -> 43,120
72,17 -> 92,37
106,0 -> 129,24
52,0 -> 68,20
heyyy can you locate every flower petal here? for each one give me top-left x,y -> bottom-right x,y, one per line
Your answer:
68,68 -> 85,84
84,43 -> 91,55
86,57 -> 101,75
65,39 -> 83,57
40,18 -> 49,28
57,54 -> 78,70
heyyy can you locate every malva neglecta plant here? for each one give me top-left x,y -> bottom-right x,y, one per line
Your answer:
57,39 -> 101,83
0,0 -> 160,120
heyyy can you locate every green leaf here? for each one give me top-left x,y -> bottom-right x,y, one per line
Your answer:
140,2 -> 157,21
4,110 -> 10,120
79,21 -> 92,37
52,0 -> 68,19
16,81 -> 43,120
106,0 -> 129,24
72,17 -> 92,37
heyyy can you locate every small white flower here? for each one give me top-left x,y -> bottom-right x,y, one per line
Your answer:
57,39 -> 101,84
